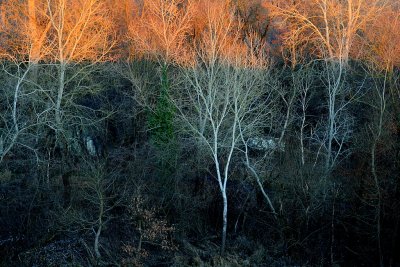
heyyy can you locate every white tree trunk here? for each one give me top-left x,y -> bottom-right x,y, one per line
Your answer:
300,109 -> 306,166
94,223 -> 102,259
221,189 -> 228,255
56,62 -> 66,128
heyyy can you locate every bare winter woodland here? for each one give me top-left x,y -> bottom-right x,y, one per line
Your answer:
0,0 -> 399,266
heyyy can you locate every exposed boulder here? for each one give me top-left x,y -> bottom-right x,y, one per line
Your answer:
247,137 -> 285,152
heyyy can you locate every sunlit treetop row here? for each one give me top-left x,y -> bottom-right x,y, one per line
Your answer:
0,0 -> 399,70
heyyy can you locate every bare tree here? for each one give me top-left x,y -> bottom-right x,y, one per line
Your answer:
275,71 -> 297,144
42,0 -> 115,130
0,1 -> 42,163
266,0 -> 384,171
322,61 -> 358,170
0,0 -> 115,162
368,66 -> 387,267
0,57 -> 36,163
0,15 -> 48,165
172,3 -> 272,253
293,66 -> 314,166
362,14 -> 400,260
266,0 -> 386,65
59,161 -> 122,262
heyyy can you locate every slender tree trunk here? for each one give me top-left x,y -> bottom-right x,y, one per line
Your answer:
279,104 -> 291,144
244,157 -> 276,217
0,66 -> 31,163
219,114 -> 238,255
214,156 -> 228,255
12,76 -> 24,133
371,143 -> 383,267
325,61 -> 343,172
371,108 -> 384,267
28,0 -> 39,60
331,184 -> 337,266
56,62 -> 69,212
300,107 -> 306,166
213,152 -> 227,255
12,66 -> 31,132
94,223 -> 102,259
95,192 -> 104,259
279,89 -> 296,144
221,189 -> 228,255
30,64 -> 39,84
326,95 -> 335,171
238,112 -> 276,217
370,68 -> 386,267
56,62 -> 66,128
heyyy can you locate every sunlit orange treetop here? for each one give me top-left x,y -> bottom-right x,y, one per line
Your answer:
0,0 -> 398,69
